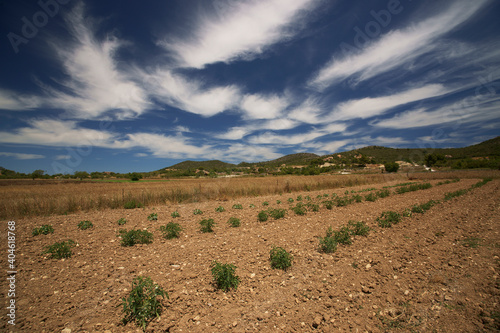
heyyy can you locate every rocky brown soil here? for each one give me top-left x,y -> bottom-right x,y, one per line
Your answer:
1,178 -> 499,332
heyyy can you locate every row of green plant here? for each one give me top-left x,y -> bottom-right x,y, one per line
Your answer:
40,178 -> 492,331
122,243 -> 294,330
318,220 -> 370,253
395,182 -> 432,194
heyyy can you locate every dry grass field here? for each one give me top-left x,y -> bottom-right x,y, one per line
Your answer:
2,170 -> 498,221
0,173 -> 410,220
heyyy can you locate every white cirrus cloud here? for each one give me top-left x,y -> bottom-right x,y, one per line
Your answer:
330,84 -> 449,121
240,93 -> 289,119
0,119 -> 118,147
309,0 -> 489,89
0,152 -> 45,160
40,4 -> 150,119
0,89 -> 43,111
372,94 -> 500,129
141,69 -> 241,117
162,0 -> 320,68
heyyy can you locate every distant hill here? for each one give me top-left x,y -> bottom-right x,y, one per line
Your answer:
349,136 -> 500,163
166,160 -> 236,170
163,136 -> 500,170
239,153 -> 319,168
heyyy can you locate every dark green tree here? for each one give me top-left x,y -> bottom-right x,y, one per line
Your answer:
384,162 -> 400,173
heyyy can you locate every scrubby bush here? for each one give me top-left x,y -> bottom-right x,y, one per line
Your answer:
193,209 -> 203,215
159,222 -> 183,239
376,211 -> 401,228
232,204 -> 243,209
384,162 -> 399,173
364,193 -> 377,202
78,220 -> 93,230
118,229 -> 153,246
348,220 -> 370,236
210,261 -> 240,291
215,206 -> 225,212
268,208 -> 287,219
227,217 -> 241,227
199,219 -> 215,233
258,210 -> 269,222
323,200 -> 334,210
147,213 -> 158,221
270,246 -> 293,271
318,227 -> 337,253
376,189 -> 390,198
117,218 -> 127,225
291,204 -> 307,215
32,224 -> 54,236
333,226 -> 353,245
124,200 -> 143,209
171,211 -> 180,218
43,240 -> 75,259
122,276 -> 167,331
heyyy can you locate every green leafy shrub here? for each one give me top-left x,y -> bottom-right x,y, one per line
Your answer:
287,198 -> 294,203
384,162 -> 400,173
227,217 -> 241,227
402,209 -> 412,217
232,204 -> 243,209
335,196 -> 351,207
291,204 -> 307,215
471,178 -> 492,189
258,210 -> 269,222
117,218 -> 127,225
348,220 -> 370,236
268,208 -> 287,219
364,193 -> 377,202
296,195 -> 302,201
396,186 -> 410,194
124,200 -> 143,209
333,226 -> 352,245
307,203 -> 319,212
318,227 -> 337,253
199,219 -> 215,233
210,261 -> 240,291
119,229 -> 153,246
276,200 -> 281,204
376,189 -> 390,198
377,211 -> 401,228
249,204 -> 255,208
147,213 -> 158,221
159,222 -> 182,239
78,220 -> 93,230
420,200 -> 438,211
323,200 -> 334,210
43,240 -> 75,259
215,206 -> 225,212
171,211 -> 180,218
270,246 -> 293,271
352,194 -> 363,203
419,182 -> 432,190
411,205 -> 424,213
122,276 -> 167,331
32,224 -> 54,236
262,201 -> 269,206
444,189 -> 468,200
193,209 -> 203,215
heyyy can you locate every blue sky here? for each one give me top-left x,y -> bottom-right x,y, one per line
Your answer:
0,0 -> 499,174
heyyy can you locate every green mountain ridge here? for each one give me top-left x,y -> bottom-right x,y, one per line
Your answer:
163,136 -> 500,170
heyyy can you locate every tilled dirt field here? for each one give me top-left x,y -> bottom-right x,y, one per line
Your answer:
1,178 -> 499,332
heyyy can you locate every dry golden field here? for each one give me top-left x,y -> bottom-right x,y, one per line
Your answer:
1,170 -> 498,220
